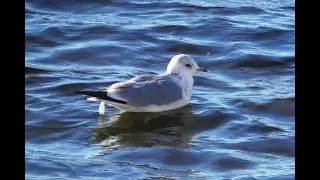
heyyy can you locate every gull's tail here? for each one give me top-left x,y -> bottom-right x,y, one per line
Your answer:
74,90 -> 127,104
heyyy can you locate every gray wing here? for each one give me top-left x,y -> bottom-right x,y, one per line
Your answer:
109,75 -> 156,89
108,74 -> 183,107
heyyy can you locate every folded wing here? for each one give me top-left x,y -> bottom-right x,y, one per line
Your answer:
107,74 -> 183,107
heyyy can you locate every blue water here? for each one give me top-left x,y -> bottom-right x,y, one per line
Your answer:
25,0 -> 295,179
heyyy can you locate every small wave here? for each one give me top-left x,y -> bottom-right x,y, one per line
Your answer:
116,30 -> 158,42
54,82 -> 95,93
165,41 -> 213,54
42,24 -> 117,36
40,26 -> 65,38
50,45 -> 127,64
236,6 -> 267,14
253,28 -> 291,40
26,157 -> 77,178
191,109 -> 244,133
214,17 -> 243,25
210,54 -> 294,69
226,27 -> 294,43
25,66 -> 52,74
245,120 -> 284,134
110,147 -> 254,171
169,2 -> 266,14
26,34 -> 62,47
280,6 -> 295,11
227,120 -> 285,137
221,136 -> 295,157
80,25 -> 117,35
195,76 -> 239,92
231,97 -> 295,116
26,0 -> 113,12
151,25 -> 188,33
38,24 -> 119,43
234,55 -> 294,68
212,154 -> 254,170
34,80 -> 114,95
104,1 -> 266,16
26,74 -> 61,86
25,7 -> 55,16
25,120 -> 86,143
174,4 -> 266,15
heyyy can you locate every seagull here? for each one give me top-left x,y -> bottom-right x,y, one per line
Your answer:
74,54 -> 208,114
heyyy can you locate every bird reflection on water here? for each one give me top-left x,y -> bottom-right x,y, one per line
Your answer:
91,105 -> 198,150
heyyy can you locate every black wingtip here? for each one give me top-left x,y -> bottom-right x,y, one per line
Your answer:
74,90 -> 127,104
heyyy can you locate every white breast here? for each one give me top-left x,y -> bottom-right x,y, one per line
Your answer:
177,76 -> 193,102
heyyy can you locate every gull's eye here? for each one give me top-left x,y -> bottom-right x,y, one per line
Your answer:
185,64 -> 191,67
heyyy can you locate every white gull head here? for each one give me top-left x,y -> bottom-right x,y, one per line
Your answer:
165,54 -> 208,102
166,54 -> 208,77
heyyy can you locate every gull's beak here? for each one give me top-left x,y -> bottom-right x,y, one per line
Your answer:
196,67 -> 208,72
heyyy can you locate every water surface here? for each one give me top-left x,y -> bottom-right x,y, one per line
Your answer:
25,0 -> 295,179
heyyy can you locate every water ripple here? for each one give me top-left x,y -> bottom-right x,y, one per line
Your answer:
25,0 -> 295,179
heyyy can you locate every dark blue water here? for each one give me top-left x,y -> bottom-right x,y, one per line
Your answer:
25,0 -> 295,179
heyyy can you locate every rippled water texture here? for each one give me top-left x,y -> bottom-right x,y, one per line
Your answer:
25,0 -> 295,179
